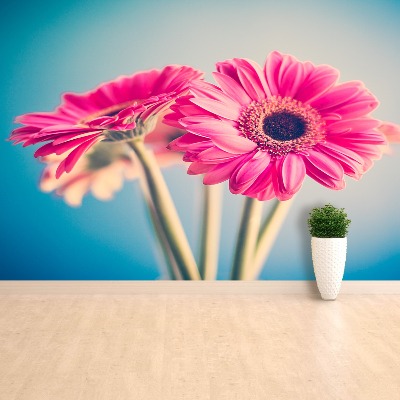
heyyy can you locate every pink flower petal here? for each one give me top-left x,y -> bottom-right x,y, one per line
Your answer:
333,99 -> 379,119
378,122 -> 400,143
34,133 -> 101,157
177,104 -> 211,118
187,162 -> 213,175
197,146 -> 243,163
215,58 -> 270,100
9,126 -> 41,145
264,51 -> 284,96
186,141 -> 215,153
127,69 -> 162,99
305,163 -> 346,190
243,161 -> 274,197
312,81 -> 379,119
296,65 -> 339,104
234,151 -> 271,184
187,121 -> 240,138
15,112 -> 75,128
318,141 -> 364,164
35,124 -> 94,136
190,81 -> 239,107
203,157 -> 246,185
58,137 -> 101,177
310,81 -> 363,111
62,93 -> 100,114
256,183 -> 275,201
168,133 -> 209,151
151,65 -> 203,94
61,178 -> 93,207
52,132 -> 102,145
279,60 -> 306,98
317,143 -> 362,179
190,98 -> 241,120
141,104 -> 167,122
334,141 -> 383,160
331,131 -> 386,144
278,153 -> 306,193
236,64 -> 267,101
216,60 -> 240,83
305,149 -> 344,180
229,152 -> 271,193
237,58 -> 271,97
179,115 -> 219,126
327,118 -> 380,134
212,135 -> 257,154
151,65 -> 187,94
212,72 -> 252,105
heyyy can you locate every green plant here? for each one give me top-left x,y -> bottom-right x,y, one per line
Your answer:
308,204 -> 351,238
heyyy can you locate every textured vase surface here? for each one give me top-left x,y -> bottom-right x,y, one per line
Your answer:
311,237 -> 347,300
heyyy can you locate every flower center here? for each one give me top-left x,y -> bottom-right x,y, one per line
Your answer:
238,96 -> 326,157
262,112 -> 306,141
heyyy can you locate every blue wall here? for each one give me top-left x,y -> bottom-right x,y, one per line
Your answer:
1,0 -> 399,279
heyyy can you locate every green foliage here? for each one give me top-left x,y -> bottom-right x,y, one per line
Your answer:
308,204 -> 351,238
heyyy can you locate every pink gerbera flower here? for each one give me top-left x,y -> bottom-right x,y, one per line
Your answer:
40,143 -> 138,207
39,118 -> 184,206
10,65 -> 203,178
166,51 -> 386,200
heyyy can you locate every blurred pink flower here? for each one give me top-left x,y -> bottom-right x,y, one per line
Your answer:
40,119 -> 183,206
40,144 -> 137,207
378,122 -> 400,154
167,51 -> 386,201
10,65 -> 203,178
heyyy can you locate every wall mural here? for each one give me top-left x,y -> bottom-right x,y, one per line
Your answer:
2,0 -> 400,280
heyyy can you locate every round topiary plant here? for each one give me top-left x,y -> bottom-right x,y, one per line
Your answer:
308,204 -> 351,238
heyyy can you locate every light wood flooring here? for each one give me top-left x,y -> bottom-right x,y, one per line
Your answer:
0,294 -> 399,399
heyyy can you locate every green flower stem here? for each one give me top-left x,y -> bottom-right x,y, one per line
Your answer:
134,149 -> 181,279
252,198 -> 294,279
128,139 -> 200,280
141,187 -> 181,280
231,197 -> 263,280
199,184 -> 222,280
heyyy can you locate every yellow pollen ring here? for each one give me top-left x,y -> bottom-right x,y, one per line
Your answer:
238,96 -> 326,157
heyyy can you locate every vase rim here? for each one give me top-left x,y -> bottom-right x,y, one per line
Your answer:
311,236 -> 347,240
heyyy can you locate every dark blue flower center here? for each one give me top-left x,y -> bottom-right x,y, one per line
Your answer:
262,112 -> 306,141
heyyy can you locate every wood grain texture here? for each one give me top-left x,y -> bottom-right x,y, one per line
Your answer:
0,294 -> 399,399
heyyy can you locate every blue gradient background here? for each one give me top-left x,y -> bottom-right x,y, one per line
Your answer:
1,0 -> 399,280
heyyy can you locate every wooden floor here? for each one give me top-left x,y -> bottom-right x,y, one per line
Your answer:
0,294 -> 399,400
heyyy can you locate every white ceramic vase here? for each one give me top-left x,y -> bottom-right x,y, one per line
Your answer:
311,237 -> 347,300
